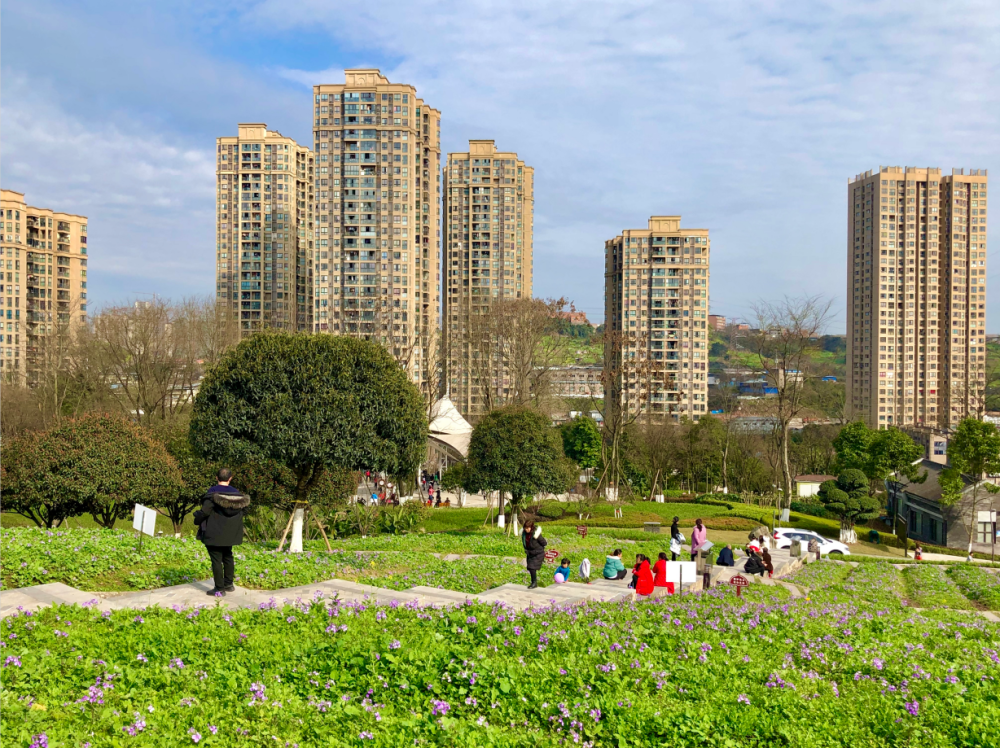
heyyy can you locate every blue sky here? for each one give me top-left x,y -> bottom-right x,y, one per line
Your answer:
3,0 -> 999,330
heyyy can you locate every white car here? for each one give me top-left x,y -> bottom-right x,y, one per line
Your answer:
772,528 -> 850,557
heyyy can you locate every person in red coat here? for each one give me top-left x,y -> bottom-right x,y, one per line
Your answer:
635,555 -> 655,597
652,551 -> 675,596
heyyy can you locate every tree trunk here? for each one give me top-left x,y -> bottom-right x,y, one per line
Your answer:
289,506 -> 306,553
840,519 -> 857,544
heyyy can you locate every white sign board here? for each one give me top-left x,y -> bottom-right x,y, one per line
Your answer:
664,561 -> 698,587
132,504 -> 157,537
976,510 -> 997,523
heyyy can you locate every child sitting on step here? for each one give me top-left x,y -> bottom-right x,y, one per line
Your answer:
554,558 -> 572,584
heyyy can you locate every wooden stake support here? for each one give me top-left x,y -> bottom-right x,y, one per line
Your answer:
276,510 -> 295,553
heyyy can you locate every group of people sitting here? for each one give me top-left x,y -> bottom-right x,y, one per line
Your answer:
601,549 -> 679,597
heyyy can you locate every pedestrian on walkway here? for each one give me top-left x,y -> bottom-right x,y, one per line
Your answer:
634,554 -> 654,597
670,516 -> 684,561
744,549 -> 766,577
716,544 -> 735,567
193,468 -> 250,597
762,547 -> 775,577
652,551 -> 674,597
521,520 -> 547,589
603,549 -> 628,580
553,558 -> 572,584
691,518 -> 707,562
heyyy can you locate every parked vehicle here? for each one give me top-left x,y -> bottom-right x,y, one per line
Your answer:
772,528 -> 850,556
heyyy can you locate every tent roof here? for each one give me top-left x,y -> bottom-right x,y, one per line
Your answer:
428,397 -> 473,458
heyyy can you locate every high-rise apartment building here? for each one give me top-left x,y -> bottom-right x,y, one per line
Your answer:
311,70 -> 442,391
604,216 -> 710,421
847,166 -> 988,430
443,140 -> 534,417
0,189 -> 89,382
216,124 -> 314,336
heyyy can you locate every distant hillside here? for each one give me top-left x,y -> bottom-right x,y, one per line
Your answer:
709,332 -> 847,379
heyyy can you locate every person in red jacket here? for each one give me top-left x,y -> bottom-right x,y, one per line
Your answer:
635,554 -> 655,597
652,551 -> 675,597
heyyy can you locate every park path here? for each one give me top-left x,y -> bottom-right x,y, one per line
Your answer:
4,550 -> 998,623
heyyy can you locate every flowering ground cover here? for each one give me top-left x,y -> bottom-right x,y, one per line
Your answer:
947,565 -> 1000,611
902,565 -> 975,610
3,573 -> 998,747
2,528 -> 676,594
784,560 -> 853,590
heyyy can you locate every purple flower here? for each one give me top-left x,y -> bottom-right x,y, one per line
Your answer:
208,725 -> 218,735
29,734 -> 48,748
905,701 -> 920,717
359,732 -> 374,740
249,682 -> 267,704
168,658 -> 185,670
737,694 -> 751,705
188,728 -> 202,743
4,656 -> 22,668
136,653 -> 148,664
389,640 -> 401,650
431,699 -> 451,716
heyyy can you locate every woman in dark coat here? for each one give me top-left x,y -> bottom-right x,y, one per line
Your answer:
762,548 -> 775,578
744,550 -> 766,577
193,468 -> 250,596
669,516 -> 682,561
521,520 -> 547,589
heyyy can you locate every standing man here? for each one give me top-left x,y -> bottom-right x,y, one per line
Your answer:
194,468 -> 250,597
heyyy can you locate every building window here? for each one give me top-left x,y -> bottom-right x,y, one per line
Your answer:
977,521 -> 994,545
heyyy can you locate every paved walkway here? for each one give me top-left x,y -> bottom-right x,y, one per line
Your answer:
4,551 -> 998,623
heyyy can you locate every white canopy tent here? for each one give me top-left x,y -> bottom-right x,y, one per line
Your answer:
427,396 -> 473,459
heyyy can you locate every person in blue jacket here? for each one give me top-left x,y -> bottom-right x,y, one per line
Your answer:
603,549 -> 627,580
554,558 -> 572,584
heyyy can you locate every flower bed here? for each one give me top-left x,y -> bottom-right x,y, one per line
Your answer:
902,565 -> 975,610
1,529 -> 678,594
3,585 -> 998,746
947,565 -> 1000,611
785,560 -> 853,590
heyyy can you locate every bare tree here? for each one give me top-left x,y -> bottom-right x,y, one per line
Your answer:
745,295 -> 832,510
462,296 -> 568,418
594,329 -> 671,500
88,298 -> 237,433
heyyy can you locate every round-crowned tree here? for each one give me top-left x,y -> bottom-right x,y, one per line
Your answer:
817,469 -> 881,544
465,406 -> 575,530
0,413 -> 182,529
189,333 -> 426,550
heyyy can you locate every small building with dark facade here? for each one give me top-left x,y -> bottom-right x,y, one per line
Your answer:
887,459 -> 999,553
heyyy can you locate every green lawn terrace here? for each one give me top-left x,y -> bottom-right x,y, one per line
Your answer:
4,561 -> 999,747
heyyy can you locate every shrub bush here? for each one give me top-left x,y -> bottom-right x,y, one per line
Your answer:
534,500 -> 566,520
790,501 -> 831,518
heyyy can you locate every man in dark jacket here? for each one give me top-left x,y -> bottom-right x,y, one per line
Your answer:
193,468 -> 250,596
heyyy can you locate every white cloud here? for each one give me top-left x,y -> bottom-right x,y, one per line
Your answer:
0,74 -> 217,302
247,0 -> 1000,328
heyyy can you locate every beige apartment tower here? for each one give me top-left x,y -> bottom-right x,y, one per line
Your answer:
443,140 -> 534,418
1,190 -> 89,383
311,70 -> 442,392
216,124 -> 314,336
604,216 -> 710,421
847,166 -> 988,430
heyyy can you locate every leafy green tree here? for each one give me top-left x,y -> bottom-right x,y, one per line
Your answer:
833,421 -> 924,494
560,416 -> 602,470
464,406 -> 575,526
817,469 -> 882,544
832,421 -> 872,474
0,413 -> 182,529
939,418 -> 1000,557
189,334 -> 426,550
